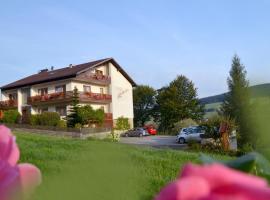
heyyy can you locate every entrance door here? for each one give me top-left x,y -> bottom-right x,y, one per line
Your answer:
22,106 -> 31,124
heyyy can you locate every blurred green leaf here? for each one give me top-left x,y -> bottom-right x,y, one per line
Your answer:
200,152 -> 270,178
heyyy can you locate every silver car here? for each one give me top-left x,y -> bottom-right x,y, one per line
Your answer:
176,126 -> 205,144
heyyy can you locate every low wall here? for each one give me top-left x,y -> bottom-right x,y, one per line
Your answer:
1,123 -> 112,139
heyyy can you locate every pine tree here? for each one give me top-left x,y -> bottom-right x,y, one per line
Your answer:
67,87 -> 80,127
221,55 -> 251,147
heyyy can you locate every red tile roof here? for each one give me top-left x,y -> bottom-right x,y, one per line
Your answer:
1,58 -> 136,91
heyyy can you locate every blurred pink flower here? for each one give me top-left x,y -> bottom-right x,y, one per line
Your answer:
0,125 -> 41,200
155,163 -> 270,200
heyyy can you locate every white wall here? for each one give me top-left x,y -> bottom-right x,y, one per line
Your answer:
109,62 -> 134,121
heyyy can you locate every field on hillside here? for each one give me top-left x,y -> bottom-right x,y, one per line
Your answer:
16,131 -> 228,200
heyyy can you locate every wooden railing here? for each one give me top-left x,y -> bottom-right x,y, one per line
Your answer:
27,91 -> 112,105
75,73 -> 111,85
0,99 -> 18,109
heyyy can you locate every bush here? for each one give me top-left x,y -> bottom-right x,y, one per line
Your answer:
30,114 -> 41,125
34,112 -> 60,126
75,123 -> 82,129
115,117 -> 130,130
171,119 -> 198,135
77,106 -> 105,126
2,110 -> 21,124
56,120 -> 67,128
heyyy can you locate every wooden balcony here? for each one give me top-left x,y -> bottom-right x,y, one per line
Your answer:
74,73 -> 111,85
0,99 -> 18,110
27,91 -> 112,106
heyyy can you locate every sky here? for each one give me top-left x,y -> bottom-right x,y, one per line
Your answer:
1,0 -> 270,98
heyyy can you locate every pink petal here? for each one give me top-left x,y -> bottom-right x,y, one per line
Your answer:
180,163 -> 267,190
0,126 -> 20,166
18,163 -> 42,191
155,176 -> 210,200
212,183 -> 270,200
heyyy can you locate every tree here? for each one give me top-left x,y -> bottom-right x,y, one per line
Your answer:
67,87 -> 80,127
133,85 -> 156,127
156,75 -> 204,133
221,55 -> 251,148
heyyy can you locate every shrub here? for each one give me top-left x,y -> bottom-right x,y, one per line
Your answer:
115,117 -> 130,130
77,105 -> 105,126
56,120 -> 67,128
171,119 -> 198,135
94,109 -> 105,125
2,110 -> 21,124
75,123 -> 82,129
39,112 -> 60,126
30,114 -> 41,126
77,105 -> 95,125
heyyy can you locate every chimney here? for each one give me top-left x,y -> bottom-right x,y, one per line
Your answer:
39,68 -> 49,73
69,64 -> 73,68
51,66 -> 54,71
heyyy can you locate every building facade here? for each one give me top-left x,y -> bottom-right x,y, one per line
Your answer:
0,58 -> 136,127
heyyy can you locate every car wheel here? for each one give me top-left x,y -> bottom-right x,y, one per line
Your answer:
178,138 -> 185,144
139,133 -> 143,137
125,133 -> 129,137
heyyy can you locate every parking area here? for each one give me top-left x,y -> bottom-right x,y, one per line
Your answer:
120,135 -> 187,150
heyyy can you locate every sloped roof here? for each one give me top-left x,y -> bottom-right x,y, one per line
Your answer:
1,58 -> 136,91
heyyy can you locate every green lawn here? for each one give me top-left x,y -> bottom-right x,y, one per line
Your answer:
16,131 -> 226,200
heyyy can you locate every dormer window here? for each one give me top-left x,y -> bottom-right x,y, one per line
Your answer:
95,69 -> 103,75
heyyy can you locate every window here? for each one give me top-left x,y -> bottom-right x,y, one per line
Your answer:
8,93 -> 17,100
38,88 -> 48,96
56,106 -> 67,116
100,88 -> 104,94
83,85 -> 91,93
95,69 -> 103,75
38,107 -> 48,114
100,106 -> 105,111
55,85 -> 66,93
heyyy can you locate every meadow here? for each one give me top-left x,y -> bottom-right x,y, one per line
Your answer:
16,131 -> 228,200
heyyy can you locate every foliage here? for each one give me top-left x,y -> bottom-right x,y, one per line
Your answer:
156,75 -> 204,133
30,114 -> 41,126
38,112 -> 60,126
94,108 -> 105,125
220,55 -> 251,149
2,110 -> 21,124
133,85 -> 156,127
115,116 -> 130,130
171,118 -> 198,135
200,152 -> 270,181
30,112 -> 60,126
77,105 -> 105,126
77,105 -> 95,125
107,129 -> 121,142
67,87 -> 80,127
74,123 -> 82,129
56,120 -> 67,128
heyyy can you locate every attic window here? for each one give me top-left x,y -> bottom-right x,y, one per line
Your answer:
95,69 -> 103,75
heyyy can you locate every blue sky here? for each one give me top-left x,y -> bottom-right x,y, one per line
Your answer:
1,0 -> 270,97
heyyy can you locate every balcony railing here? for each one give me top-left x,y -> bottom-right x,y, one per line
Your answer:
0,99 -> 18,109
27,91 -> 112,105
75,73 -> 111,85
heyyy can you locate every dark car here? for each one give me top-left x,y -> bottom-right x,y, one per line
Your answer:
123,128 -> 148,137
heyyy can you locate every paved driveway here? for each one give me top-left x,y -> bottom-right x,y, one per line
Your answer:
120,135 -> 187,150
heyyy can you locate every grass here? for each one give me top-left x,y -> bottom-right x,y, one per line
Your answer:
15,131 -> 229,200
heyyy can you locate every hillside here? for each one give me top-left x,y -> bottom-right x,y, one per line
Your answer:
200,83 -> 270,105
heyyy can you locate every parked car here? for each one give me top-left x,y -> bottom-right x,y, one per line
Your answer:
176,126 -> 205,144
123,128 -> 148,137
144,126 -> 157,135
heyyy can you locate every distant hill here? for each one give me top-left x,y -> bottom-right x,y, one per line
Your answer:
200,83 -> 270,105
